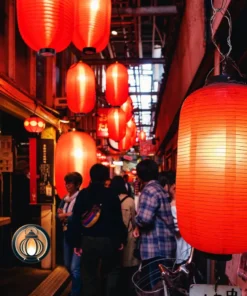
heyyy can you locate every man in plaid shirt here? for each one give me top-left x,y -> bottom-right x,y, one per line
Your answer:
134,159 -> 176,262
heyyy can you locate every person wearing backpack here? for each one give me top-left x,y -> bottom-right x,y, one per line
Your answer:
110,176 -> 140,296
71,164 -> 127,296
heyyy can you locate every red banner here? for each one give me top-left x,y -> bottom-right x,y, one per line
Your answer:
96,108 -> 109,138
29,138 -> 37,204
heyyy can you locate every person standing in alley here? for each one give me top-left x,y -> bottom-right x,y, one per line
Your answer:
57,172 -> 83,296
123,174 -> 133,197
71,164 -> 127,296
133,159 -> 176,288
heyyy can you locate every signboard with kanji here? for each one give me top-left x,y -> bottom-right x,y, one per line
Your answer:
189,284 -> 241,296
29,138 -> 54,204
96,108 -> 109,138
0,135 -> 13,173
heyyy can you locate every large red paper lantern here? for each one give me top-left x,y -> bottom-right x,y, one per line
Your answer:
119,126 -> 132,151
106,63 -> 129,106
55,131 -> 97,198
107,108 -> 126,142
16,0 -> 73,56
121,97 -> 133,122
66,61 -> 96,114
73,0 -> 111,54
176,81 -> 247,254
24,116 -> 45,133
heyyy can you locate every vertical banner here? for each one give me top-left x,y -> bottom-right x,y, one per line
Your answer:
96,108 -> 109,138
29,138 -> 37,204
29,138 -> 54,204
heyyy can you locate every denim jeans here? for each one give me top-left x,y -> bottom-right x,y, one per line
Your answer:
64,237 -> 81,296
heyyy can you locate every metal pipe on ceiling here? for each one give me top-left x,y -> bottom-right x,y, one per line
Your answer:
112,5 -> 177,17
137,0 -> 143,59
83,58 -> 165,65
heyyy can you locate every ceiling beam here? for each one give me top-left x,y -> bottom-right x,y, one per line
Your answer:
130,92 -> 158,96
83,58 -> 165,65
112,5 -> 177,17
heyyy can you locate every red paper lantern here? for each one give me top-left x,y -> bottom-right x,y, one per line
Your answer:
73,0 -> 111,54
106,63 -> 129,106
119,126 -> 132,151
24,116 -> 45,133
55,131 -> 97,198
121,97 -> 133,122
177,81 -> 247,254
16,0 -> 73,56
107,108 -> 126,141
139,130 -> 146,141
66,61 -> 96,114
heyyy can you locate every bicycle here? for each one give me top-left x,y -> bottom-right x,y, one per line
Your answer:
132,247 -> 196,296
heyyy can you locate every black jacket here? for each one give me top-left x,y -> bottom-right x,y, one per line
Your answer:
71,183 -> 127,248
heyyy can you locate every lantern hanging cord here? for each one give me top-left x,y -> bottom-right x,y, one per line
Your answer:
205,0 -> 244,82
210,0 -> 232,59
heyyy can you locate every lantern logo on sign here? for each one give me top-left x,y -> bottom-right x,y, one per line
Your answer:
11,224 -> 50,264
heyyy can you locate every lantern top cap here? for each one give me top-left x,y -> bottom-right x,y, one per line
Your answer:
25,229 -> 38,239
205,74 -> 247,86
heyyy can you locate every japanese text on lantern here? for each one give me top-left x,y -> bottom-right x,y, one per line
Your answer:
96,108 -> 109,138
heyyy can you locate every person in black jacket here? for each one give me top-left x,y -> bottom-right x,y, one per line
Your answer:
72,164 -> 127,296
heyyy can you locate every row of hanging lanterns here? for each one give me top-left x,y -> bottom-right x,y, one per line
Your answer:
65,61 -> 129,115
16,0 -> 111,56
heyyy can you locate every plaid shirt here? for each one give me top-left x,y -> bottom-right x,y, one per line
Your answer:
135,180 -> 176,260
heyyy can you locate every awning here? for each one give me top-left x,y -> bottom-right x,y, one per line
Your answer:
0,75 -> 60,128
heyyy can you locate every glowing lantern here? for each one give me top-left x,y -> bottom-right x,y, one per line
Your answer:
107,108 -> 126,141
73,0 -> 111,54
55,131 -> 97,198
106,63 -> 129,106
119,126 -> 132,151
19,229 -> 43,259
16,0 -> 73,56
176,81 -> 247,254
139,130 -> 146,141
121,97 -> 133,122
66,61 -> 96,114
24,116 -> 45,133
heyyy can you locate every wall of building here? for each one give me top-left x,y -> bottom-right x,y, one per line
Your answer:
156,0 -> 206,151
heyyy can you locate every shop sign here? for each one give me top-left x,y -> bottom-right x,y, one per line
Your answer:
0,135 -> 13,173
29,138 -> 54,205
189,284 -> 241,295
96,108 -> 109,138
139,140 -> 156,156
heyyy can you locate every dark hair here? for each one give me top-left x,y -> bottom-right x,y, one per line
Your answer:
165,170 -> 176,185
64,172 -> 83,189
90,164 -> 109,183
136,159 -> 158,182
110,176 -> 127,195
123,174 -> 129,180
158,171 -> 169,188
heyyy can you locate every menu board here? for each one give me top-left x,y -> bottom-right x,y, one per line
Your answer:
0,136 -> 13,173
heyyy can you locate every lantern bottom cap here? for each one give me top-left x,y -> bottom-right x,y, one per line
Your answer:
38,48 -> 56,57
83,47 -> 96,55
